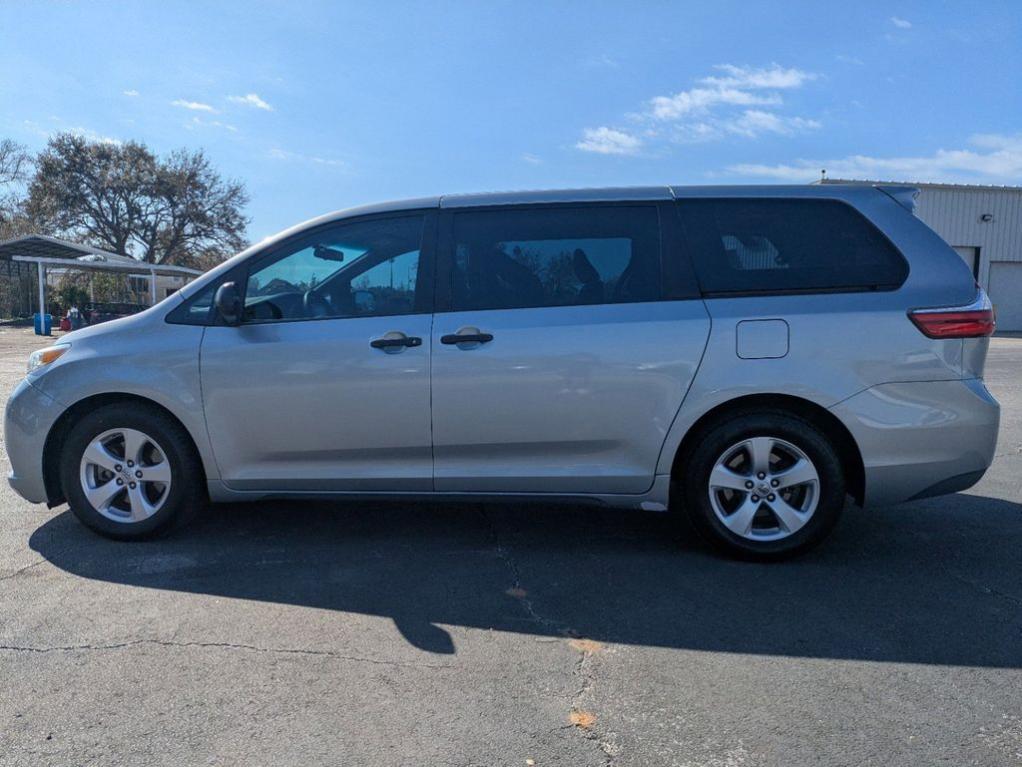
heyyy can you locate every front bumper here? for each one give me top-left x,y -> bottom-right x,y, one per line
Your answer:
831,377 -> 1000,507
4,377 -> 62,504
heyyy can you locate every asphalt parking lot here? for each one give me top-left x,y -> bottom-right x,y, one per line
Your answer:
1,326 -> 1020,767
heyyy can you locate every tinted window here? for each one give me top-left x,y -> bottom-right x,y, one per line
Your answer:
677,199 -> 908,294
243,216 -> 424,322
448,206 -> 661,311
165,282 -> 216,325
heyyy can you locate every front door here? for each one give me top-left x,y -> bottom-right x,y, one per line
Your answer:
200,213 -> 436,492
430,203 -> 710,494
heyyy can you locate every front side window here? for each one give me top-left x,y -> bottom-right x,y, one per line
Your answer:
448,206 -> 661,312
243,215 -> 425,322
677,198 -> 908,294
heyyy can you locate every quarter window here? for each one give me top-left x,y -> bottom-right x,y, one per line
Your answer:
165,282 -> 216,325
676,199 -> 908,294
448,206 -> 661,311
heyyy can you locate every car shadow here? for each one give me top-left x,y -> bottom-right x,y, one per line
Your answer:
29,493 -> 1022,665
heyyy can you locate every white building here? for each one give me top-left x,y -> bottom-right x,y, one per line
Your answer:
820,180 -> 1022,331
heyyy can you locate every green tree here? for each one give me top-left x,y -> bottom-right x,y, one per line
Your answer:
27,133 -> 249,266
54,270 -> 91,312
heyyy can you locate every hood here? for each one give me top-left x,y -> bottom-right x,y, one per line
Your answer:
59,294 -> 184,346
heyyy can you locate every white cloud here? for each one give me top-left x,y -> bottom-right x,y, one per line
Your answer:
269,148 -> 343,167
650,87 -> 780,121
578,63 -> 819,155
725,110 -> 821,138
122,89 -> 140,97
575,127 -> 642,155
726,133 -> 1022,183
21,119 -> 120,145
890,16 -> 912,29
581,53 -> 619,69
669,122 -> 720,143
650,64 -> 816,121
671,110 -> 821,143
521,152 -> 542,165
185,116 -> 238,133
228,93 -> 273,111
67,127 -> 121,145
172,99 -> 217,113
701,63 -> 817,90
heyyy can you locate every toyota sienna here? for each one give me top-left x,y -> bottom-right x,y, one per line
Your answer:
4,185 -> 1000,558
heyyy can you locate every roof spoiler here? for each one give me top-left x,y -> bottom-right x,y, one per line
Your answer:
875,185 -> 919,213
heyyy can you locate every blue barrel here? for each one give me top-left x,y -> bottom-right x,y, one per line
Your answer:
33,312 -> 53,336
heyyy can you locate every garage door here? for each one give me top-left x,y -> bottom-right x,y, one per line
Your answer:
989,261 -> 1022,332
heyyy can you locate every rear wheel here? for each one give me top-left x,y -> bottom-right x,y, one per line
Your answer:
60,403 -> 205,539
678,411 -> 845,560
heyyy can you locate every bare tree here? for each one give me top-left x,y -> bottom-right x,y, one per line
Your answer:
0,139 -> 33,240
0,139 -> 31,188
27,133 -> 249,265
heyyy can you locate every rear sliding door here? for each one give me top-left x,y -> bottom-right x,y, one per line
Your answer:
429,202 -> 711,494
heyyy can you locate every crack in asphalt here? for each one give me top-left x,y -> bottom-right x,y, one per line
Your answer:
569,644 -> 618,766
949,572 -> 1022,607
0,559 -> 46,582
480,506 -> 617,766
479,505 -> 573,636
0,639 -> 453,669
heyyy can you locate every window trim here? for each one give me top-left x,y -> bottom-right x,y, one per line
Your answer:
675,197 -> 911,298
166,210 -> 437,326
433,201 -> 687,314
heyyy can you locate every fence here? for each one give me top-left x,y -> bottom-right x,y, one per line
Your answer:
0,258 -> 37,320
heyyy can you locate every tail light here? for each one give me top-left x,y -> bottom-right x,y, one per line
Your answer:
909,289 -> 996,339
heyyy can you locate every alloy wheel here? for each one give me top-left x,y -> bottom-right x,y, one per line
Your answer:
79,428 -> 172,523
707,436 -> 820,542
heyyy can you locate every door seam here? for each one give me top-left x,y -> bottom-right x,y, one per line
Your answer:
428,312 -> 436,492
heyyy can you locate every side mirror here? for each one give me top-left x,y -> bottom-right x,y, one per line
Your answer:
214,282 -> 243,325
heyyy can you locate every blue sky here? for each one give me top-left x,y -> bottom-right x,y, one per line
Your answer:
2,1 -> 1020,242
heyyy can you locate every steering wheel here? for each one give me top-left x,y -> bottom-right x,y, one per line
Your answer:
302,290 -> 331,319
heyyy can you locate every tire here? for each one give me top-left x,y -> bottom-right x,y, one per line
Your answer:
60,402 -> 206,540
676,410 -> 846,560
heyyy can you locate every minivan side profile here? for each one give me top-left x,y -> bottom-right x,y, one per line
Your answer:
4,185 -> 1000,558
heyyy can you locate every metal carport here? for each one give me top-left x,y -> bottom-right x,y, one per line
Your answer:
0,235 -> 201,324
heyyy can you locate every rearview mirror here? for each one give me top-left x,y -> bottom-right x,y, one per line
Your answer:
313,245 -> 346,262
214,282 -> 243,325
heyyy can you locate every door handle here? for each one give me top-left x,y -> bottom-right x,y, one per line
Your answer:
441,332 -> 493,345
370,335 -> 422,350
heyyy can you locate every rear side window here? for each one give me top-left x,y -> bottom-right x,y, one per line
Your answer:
447,206 -> 661,311
676,198 -> 908,295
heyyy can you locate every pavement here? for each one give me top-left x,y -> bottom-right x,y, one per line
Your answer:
1,325 -> 1020,767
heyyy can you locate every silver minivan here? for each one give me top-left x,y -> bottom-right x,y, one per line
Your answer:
4,185 -> 1000,558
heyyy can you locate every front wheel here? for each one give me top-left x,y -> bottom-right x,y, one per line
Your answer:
678,411 -> 846,560
60,403 -> 205,540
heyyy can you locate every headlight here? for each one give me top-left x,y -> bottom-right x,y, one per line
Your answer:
27,343 -> 70,375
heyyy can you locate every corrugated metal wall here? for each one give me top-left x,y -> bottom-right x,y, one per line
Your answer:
913,187 -> 1022,291
819,179 -> 1022,329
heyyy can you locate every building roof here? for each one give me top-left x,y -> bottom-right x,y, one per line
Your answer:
0,234 -> 201,275
0,234 -> 140,265
816,178 -> 1022,193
